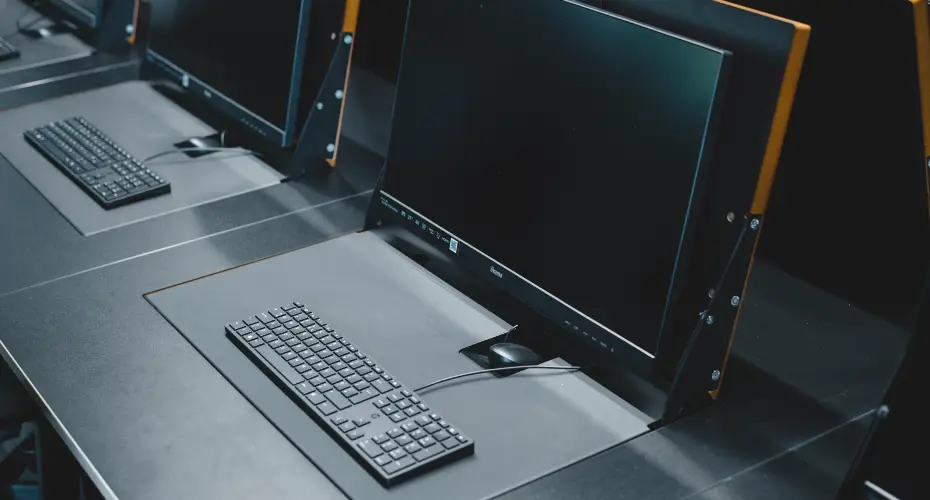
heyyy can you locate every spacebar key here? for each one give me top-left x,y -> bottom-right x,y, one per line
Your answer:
255,344 -> 304,385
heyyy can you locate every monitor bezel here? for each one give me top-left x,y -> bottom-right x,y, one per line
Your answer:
144,0 -> 313,148
48,0 -> 105,29
373,0 -> 731,372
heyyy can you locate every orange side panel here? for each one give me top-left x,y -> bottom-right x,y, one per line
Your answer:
709,1 -> 811,397
127,0 -> 141,44
911,0 -> 930,221
326,0 -> 361,167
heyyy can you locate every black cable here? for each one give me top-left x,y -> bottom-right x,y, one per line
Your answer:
141,147 -> 261,164
414,365 -> 582,393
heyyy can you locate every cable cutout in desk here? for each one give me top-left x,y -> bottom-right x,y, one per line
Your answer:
414,365 -> 582,393
141,147 -> 262,164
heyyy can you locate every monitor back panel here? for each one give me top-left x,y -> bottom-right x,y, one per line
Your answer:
599,0 -> 809,390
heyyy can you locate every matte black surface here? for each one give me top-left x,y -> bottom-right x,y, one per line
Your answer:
147,232 -> 650,500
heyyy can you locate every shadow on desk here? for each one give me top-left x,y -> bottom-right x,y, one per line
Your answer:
499,261 -> 908,500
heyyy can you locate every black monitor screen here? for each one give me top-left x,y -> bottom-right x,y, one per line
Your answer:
50,0 -> 103,28
380,0 -> 728,358
148,0 -> 308,146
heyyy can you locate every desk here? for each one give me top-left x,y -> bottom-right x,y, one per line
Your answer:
0,232 -> 908,500
0,65 -> 909,500
0,0 -> 140,112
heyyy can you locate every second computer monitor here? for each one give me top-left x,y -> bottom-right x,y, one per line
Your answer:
147,0 -> 311,147
48,0 -> 106,29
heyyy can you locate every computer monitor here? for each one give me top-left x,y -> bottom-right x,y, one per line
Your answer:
48,0 -> 105,29
376,0 -> 729,365
146,0 -> 312,147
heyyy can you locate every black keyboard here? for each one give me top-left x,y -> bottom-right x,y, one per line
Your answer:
24,117 -> 170,209
227,302 -> 474,486
0,37 -> 20,62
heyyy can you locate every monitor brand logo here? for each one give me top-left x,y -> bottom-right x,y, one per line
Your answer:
490,266 -> 503,279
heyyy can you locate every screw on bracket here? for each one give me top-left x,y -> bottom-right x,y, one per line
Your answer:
711,370 -> 721,381
705,315 -> 714,325
730,296 -> 740,307
749,219 -> 760,230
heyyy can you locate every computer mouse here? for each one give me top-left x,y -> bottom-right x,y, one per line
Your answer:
488,342 -> 540,369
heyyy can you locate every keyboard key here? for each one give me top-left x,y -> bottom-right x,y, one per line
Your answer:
403,442 -> 422,454
353,417 -> 370,427
387,428 -> 404,438
395,435 -> 413,447
346,429 -> 364,441
409,429 -> 427,440
306,391 -> 326,405
415,416 -> 432,427
256,345 -> 303,385
418,436 -> 437,448
413,444 -> 444,462
358,439 -> 382,458
372,434 -> 389,444
374,455 -> 393,467
387,447 -> 405,459
424,423 -> 441,434
317,402 -> 336,416
349,388 -> 378,405
325,390 -> 352,410
371,379 -> 392,394
383,456 -> 415,474
295,382 -> 314,395
331,416 -> 347,425
441,437 -> 459,449
433,430 -> 451,442
390,413 -> 407,423
401,422 -> 418,433
338,421 -> 355,433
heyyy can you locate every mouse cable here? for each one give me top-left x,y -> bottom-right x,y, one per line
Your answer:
414,365 -> 582,393
141,147 -> 262,164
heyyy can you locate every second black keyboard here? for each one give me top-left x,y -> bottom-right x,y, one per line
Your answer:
24,117 -> 170,209
227,302 -> 475,486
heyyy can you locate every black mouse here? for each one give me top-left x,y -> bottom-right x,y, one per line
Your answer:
488,342 -> 540,369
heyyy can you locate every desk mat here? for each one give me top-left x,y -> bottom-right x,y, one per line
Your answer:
147,231 -> 650,500
0,81 -> 283,236
0,0 -> 93,77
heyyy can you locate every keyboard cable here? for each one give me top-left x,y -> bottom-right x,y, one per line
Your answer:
414,365 -> 582,393
141,147 -> 262,164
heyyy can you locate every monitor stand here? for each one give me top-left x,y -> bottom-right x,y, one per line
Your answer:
173,132 -> 225,159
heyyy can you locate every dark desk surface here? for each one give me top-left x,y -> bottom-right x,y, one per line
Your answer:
0,66 -> 908,500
